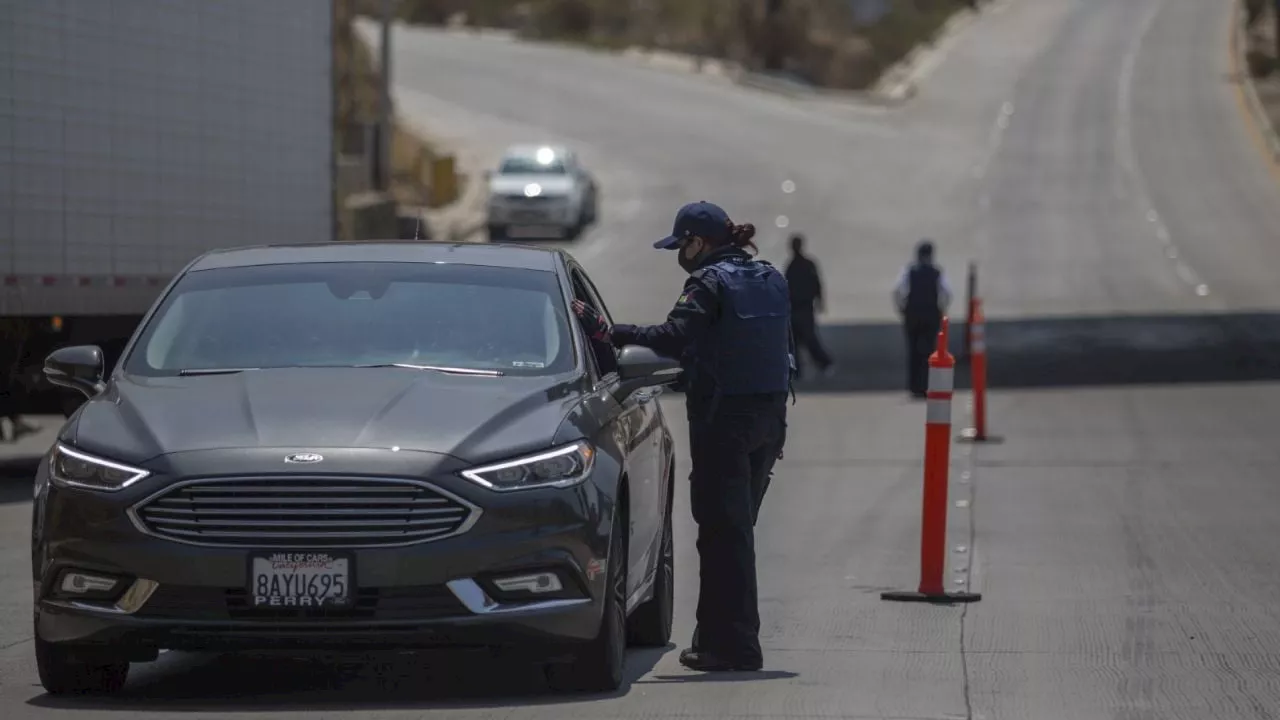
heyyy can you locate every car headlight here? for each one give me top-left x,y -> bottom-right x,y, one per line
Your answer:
460,442 -> 595,492
49,444 -> 150,492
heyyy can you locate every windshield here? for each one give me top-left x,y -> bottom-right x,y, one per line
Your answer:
498,156 -> 567,175
124,262 -> 574,377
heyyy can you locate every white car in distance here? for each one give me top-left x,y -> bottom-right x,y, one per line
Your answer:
485,145 -> 598,240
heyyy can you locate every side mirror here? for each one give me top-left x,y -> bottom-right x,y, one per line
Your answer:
44,345 -> 107,398
614,345 -> 681,400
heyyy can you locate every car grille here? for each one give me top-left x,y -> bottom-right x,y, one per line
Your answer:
131,476 -> 479,548
139,584 -> 468,621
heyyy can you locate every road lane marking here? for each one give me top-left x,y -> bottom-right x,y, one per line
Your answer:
1116,0 -> 1212,299
971,101 -> 1015,181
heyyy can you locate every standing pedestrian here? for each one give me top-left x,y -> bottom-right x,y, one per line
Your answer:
573,200 -> 792,672
784,232 -> 835,379
0,323 -> 40,442
892,239 -> 953,398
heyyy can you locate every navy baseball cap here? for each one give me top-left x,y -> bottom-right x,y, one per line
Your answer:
654,201 -> 732,250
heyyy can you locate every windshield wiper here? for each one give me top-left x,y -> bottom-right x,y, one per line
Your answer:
177,368 -> 255,376
354,363 -> 505,377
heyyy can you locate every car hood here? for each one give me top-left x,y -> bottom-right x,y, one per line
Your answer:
489,174 -> 576,197
67,368 -> 588,465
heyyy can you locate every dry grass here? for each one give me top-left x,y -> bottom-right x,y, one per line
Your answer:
394,0 -> 971,91
1244,3 -> 1280,139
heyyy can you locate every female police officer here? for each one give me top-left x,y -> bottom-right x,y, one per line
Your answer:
573,200 -> 793,672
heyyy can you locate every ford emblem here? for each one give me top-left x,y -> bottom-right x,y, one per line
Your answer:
284,453 -> 324,464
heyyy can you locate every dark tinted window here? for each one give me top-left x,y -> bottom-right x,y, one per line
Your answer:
498,156 -> 567,175
125,262 -> 574,377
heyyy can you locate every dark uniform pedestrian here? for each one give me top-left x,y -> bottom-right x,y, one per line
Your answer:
892,239 -> 953,398
0,322 -> 40,442
784,233 -> 834,379
573,200 -> 793,672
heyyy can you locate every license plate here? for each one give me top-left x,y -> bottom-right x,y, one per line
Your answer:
248,551 -> 353,608
511,210 -> 547,221
509,225 -> 563,238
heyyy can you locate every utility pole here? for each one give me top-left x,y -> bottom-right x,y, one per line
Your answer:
375,0 -> 393,192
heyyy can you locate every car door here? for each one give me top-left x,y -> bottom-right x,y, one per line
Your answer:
570,265 -> 665,600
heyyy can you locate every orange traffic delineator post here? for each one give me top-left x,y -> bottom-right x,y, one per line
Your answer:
882,317 -> 982,605
959,298 -> 1004,444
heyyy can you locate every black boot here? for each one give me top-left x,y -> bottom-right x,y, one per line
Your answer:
678,647 -> 762,672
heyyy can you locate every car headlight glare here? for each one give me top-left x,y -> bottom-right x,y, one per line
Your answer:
461,442 -> 595,492
50,444 -> 150,492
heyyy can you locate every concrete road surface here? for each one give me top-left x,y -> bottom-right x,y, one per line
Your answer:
4,0 -> 1280,717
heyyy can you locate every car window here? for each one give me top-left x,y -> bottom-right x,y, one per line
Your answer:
498,156 -> 566,175
125,262 -> 575,377
575,267 -> 614,324
569,266 -> 618,377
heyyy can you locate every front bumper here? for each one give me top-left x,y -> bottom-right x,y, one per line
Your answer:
35,581 -> 601,655
487,199 -> 577,228
32,448 -> 613,654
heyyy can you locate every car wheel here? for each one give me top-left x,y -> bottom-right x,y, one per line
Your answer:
487,223 -> 505,241
35,636 -> 129,696
545,507 -> 627,693
627,493 -> 673,647
570,207 -> 588,239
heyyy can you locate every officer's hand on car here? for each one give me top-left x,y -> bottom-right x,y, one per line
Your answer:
572,300 -> 611,343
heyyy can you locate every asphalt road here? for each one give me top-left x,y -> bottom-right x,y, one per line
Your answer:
5,0 -> 1280,716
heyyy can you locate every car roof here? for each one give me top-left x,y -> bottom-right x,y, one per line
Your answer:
503,144 -> 569,159
187,241 -> 566,273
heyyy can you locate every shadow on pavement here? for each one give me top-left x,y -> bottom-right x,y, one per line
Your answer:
27,645 -> 673,711
639,669 -> 799,684
792,311 -> 1280,393
0,459 -> 38,505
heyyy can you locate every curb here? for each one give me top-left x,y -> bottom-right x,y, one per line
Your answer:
619,46 -> 905,106
872,6 -> 981,101
1232,0 -> 1280,163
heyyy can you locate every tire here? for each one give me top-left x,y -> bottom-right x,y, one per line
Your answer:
570,207 -> 588,240
545,508 -> 628,693
486,223 -> 505,241
627,495 -> 673,647
35,636 -> 129,696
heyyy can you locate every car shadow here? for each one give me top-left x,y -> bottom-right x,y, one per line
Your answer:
26,644 -> 675,712
0,459 -> 38,505
637,669 -> 799,684
789,311 -> 1280,394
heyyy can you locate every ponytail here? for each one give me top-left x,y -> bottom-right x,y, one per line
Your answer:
727,222 -> 758,255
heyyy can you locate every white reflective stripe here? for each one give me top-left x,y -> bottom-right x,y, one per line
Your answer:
926,398 -> 951,425
973,340 -> 987,353
971,325 -> 985,341
928,367 -> 954,393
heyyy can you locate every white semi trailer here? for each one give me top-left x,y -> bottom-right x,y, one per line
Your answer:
1,0 -> 335,415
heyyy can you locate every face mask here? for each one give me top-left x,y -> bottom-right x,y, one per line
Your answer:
678,239 -> 703,274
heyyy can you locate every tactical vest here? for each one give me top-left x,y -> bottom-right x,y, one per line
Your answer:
905,263 -> 941,317
685,257 -> 793,397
